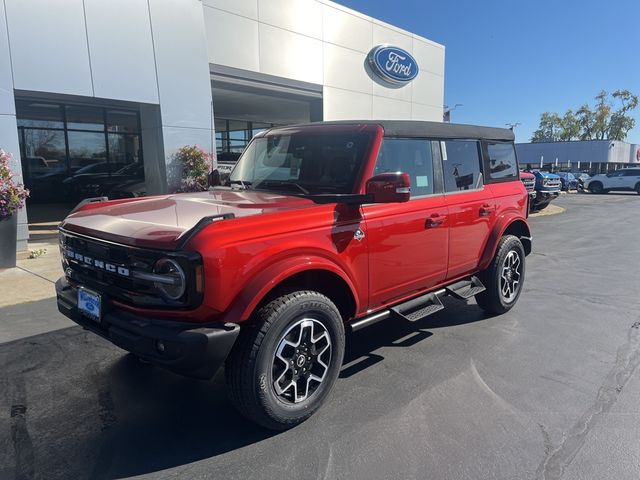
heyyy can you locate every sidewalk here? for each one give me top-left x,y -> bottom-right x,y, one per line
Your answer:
0,239 -> 73,343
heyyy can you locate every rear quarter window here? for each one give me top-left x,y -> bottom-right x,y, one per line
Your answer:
484,142 -> 519,182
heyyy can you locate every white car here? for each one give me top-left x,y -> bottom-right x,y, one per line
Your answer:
585,168 -> 640,194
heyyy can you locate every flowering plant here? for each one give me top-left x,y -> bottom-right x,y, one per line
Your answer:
0,150 -> 29,221
170,145 -> 212,193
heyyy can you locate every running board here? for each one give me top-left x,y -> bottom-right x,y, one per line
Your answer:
348,276 -> 485,332
390,291 -> 445,322
445,276 -> 486,300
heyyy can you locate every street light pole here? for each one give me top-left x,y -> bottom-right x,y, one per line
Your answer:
443,103 -> 463,122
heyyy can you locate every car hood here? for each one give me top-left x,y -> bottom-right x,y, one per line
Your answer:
534,171 -> 560,179
587,174 -> 607,181
60,189 -> 320,249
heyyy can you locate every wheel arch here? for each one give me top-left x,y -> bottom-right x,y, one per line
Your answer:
479,217 -> 531,271
220,259 -> 359,325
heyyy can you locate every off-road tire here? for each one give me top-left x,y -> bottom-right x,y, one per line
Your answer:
225,291 -> 345,430
589,181 -> 604,194
475,235 -> 525,315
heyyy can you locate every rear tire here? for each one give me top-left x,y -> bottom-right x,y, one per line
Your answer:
475,235 -> 525,315
225,291 -> 345,430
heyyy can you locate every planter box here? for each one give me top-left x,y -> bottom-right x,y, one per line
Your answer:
0,215 -> 18,268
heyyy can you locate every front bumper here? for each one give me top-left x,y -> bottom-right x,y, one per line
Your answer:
56,277 -> 239,379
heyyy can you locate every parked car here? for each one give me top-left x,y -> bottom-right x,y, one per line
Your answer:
531,171 -> 561,210
520,171 -> 536,207
584,168 -> 640,194
62,162 -> 126,198
108,179 -> 146,199
56,120 -> 531,429
573,172 -> 591,190
62,162 -> 145,200
556,172 -> 578,191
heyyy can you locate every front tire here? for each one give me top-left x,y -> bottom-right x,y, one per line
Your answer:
475,235 -> 526,315
589,181 -> 604,194
225,291 -> 345,430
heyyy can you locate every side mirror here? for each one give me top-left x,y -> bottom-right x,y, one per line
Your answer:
365,172 -> 411,203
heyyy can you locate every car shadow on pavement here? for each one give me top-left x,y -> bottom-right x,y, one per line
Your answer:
0,298 -> 493,479
340,297 -> 492,379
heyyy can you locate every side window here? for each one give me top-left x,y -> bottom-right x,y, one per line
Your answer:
374,138 -> 434,197
441,140 -> 482,192
486,142 -> 518,181
623,169 -> 640,176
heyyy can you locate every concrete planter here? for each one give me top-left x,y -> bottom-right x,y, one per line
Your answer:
0,214 -> 18,268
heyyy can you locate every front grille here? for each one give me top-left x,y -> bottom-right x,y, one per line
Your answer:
521,178 -> 535,192
60,230 -> 170,307
543,179 -> 561,188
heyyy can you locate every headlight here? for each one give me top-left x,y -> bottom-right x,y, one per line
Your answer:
153,258 -> 186,300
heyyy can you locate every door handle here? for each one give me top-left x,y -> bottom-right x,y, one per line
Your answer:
479,205 -> 495,217
426,214 -> 446,228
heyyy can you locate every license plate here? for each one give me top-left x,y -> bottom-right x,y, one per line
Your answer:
78,287 -> 101,322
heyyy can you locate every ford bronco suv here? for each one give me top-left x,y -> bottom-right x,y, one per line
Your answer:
56,121 -> 531,429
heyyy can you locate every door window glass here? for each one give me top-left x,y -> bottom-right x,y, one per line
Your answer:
442,140 -> 482,192
375,138 -> 434,197
486,142 -> 518,181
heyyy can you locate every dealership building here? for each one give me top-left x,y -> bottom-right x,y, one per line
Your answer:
0,0 -> 445,251
516,140 -> 640,174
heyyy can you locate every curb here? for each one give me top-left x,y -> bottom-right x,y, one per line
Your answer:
530,204 -> 565,218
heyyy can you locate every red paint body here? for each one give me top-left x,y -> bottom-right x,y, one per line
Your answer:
60,123 -> 530,325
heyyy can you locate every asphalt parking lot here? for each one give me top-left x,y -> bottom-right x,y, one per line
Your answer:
1,192 -> 639,480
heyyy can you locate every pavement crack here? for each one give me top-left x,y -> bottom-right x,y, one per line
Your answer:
9,377 -> 37,480
535,321 -> 640,480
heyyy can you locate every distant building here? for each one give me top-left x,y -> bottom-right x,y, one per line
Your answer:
516,140 -> 640,174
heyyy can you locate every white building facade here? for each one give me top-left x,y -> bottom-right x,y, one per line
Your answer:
0,0 -> 445,251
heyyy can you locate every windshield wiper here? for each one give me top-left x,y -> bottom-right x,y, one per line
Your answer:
256,181 -> 310,195
229,179 -> 252,189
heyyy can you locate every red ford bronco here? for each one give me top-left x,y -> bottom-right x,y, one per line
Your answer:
56,121 -> 531,429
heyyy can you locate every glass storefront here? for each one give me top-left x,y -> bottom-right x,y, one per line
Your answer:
215,118 -> 275,163
16,100 -> 144,203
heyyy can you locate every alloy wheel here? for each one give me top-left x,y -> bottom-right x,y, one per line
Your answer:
500,250 -> 522,303
272,318 -> 332,404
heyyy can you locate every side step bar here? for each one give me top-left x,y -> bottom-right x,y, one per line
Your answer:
349,276 -> 486,332
445,276 -> 486,300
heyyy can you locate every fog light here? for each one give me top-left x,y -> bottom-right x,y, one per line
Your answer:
156,340 -> 165,353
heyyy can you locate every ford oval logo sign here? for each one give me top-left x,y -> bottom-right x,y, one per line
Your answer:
367,45 -> 419,84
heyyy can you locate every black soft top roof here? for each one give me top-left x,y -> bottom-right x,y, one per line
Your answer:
266,120 -> 515,142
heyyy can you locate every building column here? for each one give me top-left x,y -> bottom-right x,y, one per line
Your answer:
0,0 -> 28,251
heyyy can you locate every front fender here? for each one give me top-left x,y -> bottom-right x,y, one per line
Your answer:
219,255 -> 360,324
478,213 -> 531,271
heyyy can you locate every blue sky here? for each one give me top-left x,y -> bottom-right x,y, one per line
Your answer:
336,0 -> 640,144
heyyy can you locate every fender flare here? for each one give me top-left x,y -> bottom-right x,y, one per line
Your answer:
478,213 -> 531,271
219,255 -> 360,324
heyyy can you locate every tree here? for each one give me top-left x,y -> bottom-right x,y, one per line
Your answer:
531,90 -> 638,142
531,112 -> 562,142
559,109 -> 580,141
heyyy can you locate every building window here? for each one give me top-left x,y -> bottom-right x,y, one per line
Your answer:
16,99 -> 143,203
215,118 -> 277,163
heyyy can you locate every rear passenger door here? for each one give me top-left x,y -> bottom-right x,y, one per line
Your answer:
363,138 -> 448,310
440,139 -> 494,279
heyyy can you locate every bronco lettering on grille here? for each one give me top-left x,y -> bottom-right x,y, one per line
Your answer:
64,247 -> 130,277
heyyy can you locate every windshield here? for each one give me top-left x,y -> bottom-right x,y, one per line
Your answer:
229,131 -> 373,194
